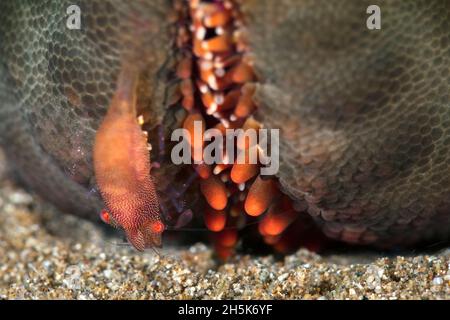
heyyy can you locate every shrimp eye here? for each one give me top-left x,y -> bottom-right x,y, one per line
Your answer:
150,221 -> 165,234
100,209 -> 111,224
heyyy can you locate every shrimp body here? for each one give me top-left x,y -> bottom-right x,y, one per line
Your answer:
93,68 -> 163,251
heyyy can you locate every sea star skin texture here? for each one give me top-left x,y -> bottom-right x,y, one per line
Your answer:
0,0 -> 449,249
242,0 -> 450,246
0,0 -> 174,221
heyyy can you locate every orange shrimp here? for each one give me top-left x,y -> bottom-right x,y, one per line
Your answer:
93,67 -> 164,251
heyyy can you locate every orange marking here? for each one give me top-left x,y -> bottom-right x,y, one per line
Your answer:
204,207 -> 227,232
100,209 -> 111,224
202,34 -> 232,53
194,162 -> 212,179
215,229 -> 238,247
231,144 -> 260,183
230,61 -> 255,83
200,90 -> 215,111
204,9 -> 231,28
193,38 -> 209,58
218,89 -> 240,112
234,83 -> 256,118
244,176 -> 277,216
230,162 -> 259,184
151,221 -> 165,234
200,175 -> 228,210
213,163 -> 232,175
259,205 -> 298,236
214,122 -> 228,135
263,234 -> 281,245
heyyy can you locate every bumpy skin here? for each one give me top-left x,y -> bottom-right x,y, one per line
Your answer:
0,0 -> 449,247
242,0 -> 450,246
0,0 -> 175,219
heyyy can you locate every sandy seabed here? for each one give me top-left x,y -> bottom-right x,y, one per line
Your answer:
0,155 -> 448,300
